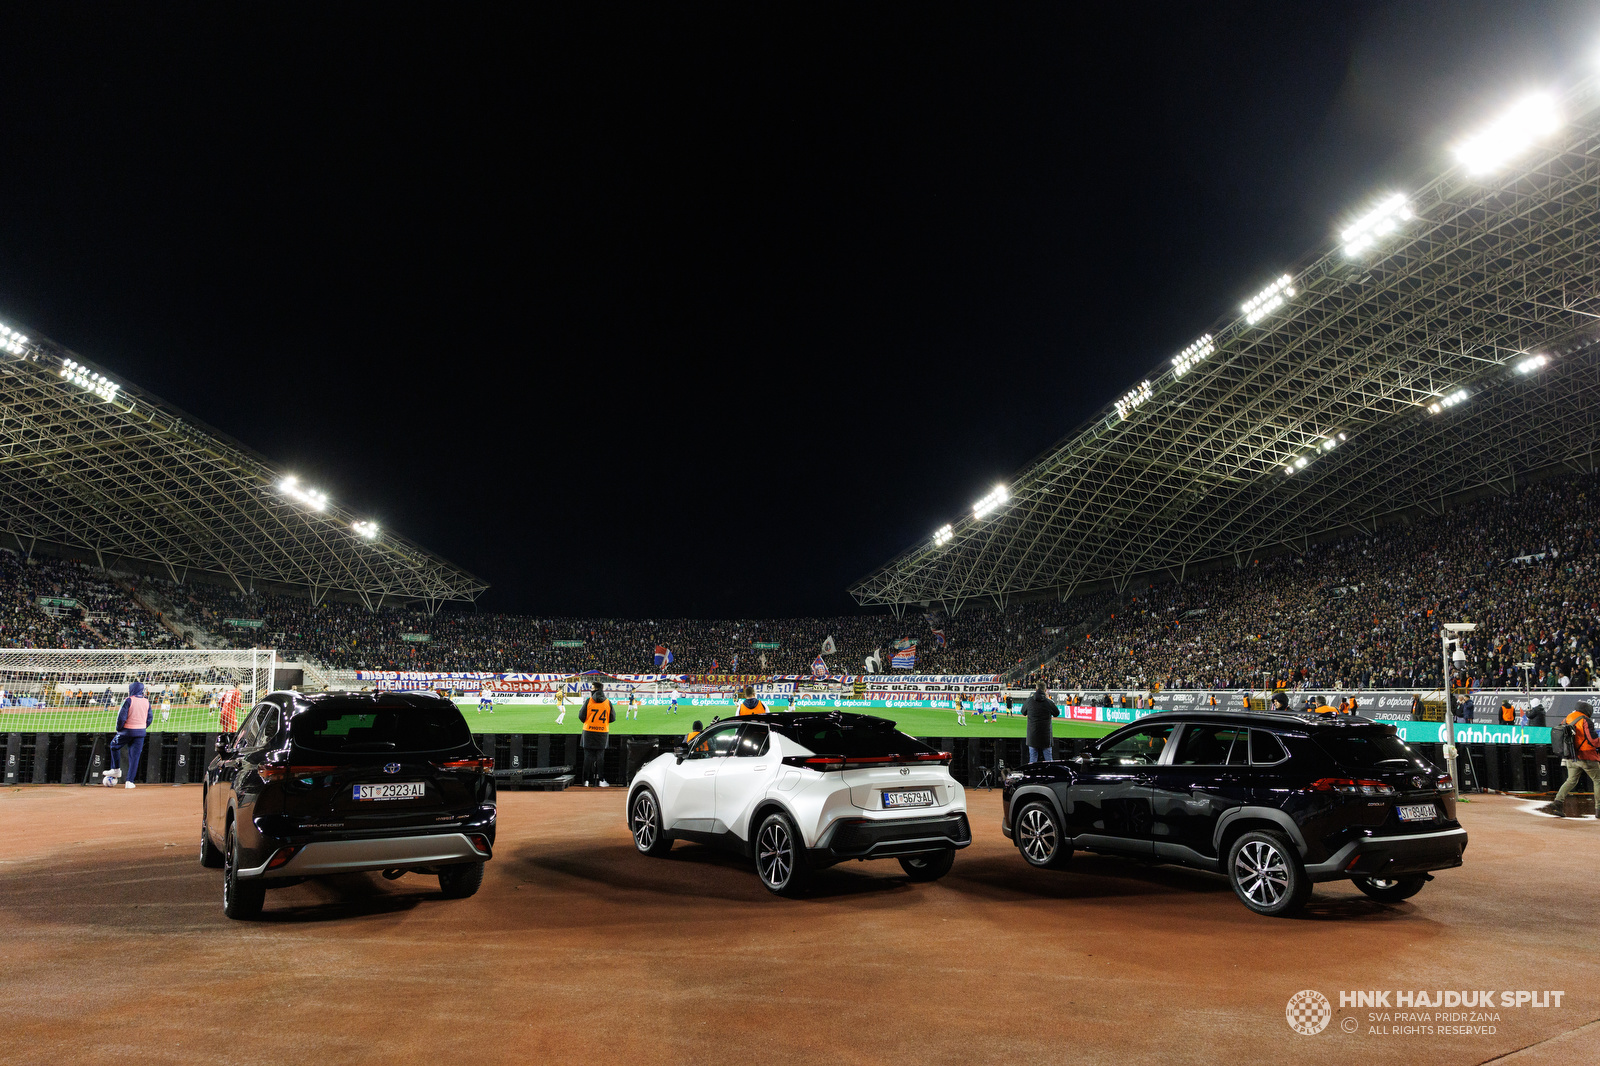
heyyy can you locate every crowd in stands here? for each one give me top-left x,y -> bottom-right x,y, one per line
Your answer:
172,579 -> 1111,677
0,550 -> 183,651
1040,472 -> 1600,693
11,470 -> 1600,692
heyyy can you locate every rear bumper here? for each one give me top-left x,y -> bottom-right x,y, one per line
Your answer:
814,812 -> 971,863
1303,826 -> 1468,883
240,832 -> 489,879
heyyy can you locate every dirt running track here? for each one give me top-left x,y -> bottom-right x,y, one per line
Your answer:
0,787 -> 1595,1066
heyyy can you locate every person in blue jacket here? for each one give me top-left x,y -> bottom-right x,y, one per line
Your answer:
105,681 -> 153,789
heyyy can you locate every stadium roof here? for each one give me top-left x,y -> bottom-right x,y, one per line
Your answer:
853,73 -> 1600,610
0,337 -> 487,608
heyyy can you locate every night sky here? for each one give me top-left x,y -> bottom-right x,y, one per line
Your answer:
0,3 -> 1591,618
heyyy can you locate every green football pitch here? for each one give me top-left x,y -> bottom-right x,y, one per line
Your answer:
452,701 -> 1118,740
0,702 -> 1119,741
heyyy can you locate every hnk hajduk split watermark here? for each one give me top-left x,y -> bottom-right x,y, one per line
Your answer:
1286,989 -> 1565,1036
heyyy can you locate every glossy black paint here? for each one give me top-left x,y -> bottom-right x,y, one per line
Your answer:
201,690 -> 496,877
1002,710 -> 1465,883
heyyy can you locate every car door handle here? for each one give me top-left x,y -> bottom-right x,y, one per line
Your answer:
751,765 -> 766,771
703,770 -> 716,776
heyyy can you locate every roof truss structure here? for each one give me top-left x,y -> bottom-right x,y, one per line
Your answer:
853,76 -> 1600,609
0,339 -> 486,608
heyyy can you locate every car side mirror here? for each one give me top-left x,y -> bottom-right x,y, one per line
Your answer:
674,745 -> 688,763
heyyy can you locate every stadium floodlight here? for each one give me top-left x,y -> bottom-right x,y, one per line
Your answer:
352,520 -> 379,540
1427,388 -> 1470,414
972,484 -> 1008,519
1172,334 -> 1215,377
1114,380 -> 1153,420
1294,455 -> 1308,469
1452,92 -> 1560,174
932,523 -> 953,548
1515,354 -> 1549,374
1341,192 -> 1413,257
1242,275 -> 1296,324
278,475 -> 328,511
58,358 -> 121,402
0,322 -> 29,356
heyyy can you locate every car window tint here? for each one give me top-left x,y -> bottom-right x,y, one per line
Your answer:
1174,726 -> 1247,765
1250,731 -> 1288,764
736,724 -> 770,757
259,706 -> 282,746
289,698 -> 470,753
1314,732 -> 1413,768
236,705 -> 268,748
690,724 -> 740,756
1094,724 -> 1174,765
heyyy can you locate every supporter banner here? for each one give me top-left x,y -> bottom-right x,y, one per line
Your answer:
225,618 -> 263,628
752,642 -> 780,650
36,597 -> 77,609
401,633 -> 431,642
550,640 -> 584,648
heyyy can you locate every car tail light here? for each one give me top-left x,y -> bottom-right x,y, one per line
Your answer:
1436,773 -> 1454,792
266,846 -> 300,870
782,752 -> 952,772
258,766 -> 288,783
467,834 -> 492,856
784,755 -> 846,772
435,757 -> 496,773
1308,777 -> 1396,796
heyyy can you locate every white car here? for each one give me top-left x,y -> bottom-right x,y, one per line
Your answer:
627,711 -> 970,895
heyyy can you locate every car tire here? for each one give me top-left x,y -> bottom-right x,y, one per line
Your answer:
1014,800 -> 1072,869
438,862 -> 485,899
1226,830 -> 1311,917
199,816 -> 224,869
898,848 -> 955,882
629,787 -> 674,857
222,822 -> 265,921
754,811 -> 809,897
1351,874 -> 1427,903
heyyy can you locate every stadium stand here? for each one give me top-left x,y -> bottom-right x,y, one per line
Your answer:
1038,470 -> 1600,693
0,549 -> 184,651
163,580 -> 1114,676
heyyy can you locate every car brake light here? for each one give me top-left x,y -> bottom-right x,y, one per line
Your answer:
1436,773 -> 1454,792
783,755 -> 846,771
467,834 -> 492,856
266,846 -> 300,870
1308,777 -> 1395,796
782,752 -> 951,771
435,757 -> 496,773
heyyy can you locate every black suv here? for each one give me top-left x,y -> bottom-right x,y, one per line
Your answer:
1001,710 -> 1466,916
200,690 -> 497,919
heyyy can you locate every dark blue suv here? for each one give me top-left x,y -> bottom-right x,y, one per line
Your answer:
1001,710 -> 1466,916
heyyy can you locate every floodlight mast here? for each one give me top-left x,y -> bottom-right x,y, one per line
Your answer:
1440,622 -> 1478,792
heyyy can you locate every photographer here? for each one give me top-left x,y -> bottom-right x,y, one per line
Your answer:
1547,701 -> 1600,818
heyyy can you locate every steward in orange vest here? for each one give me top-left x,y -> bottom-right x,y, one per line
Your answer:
579,682 -> 616,787
736,685 -> 767,716
1500,700 -> 1516,725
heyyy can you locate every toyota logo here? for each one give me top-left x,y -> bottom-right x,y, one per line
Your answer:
384,763 -> 401,774
899,767 -> 910,775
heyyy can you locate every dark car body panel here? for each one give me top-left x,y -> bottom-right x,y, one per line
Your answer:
1002,710 -> 1466,883
202,691 -> 496,879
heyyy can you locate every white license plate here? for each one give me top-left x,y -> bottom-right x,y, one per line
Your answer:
353,782 -> 426,801
1396,803 -> 1436,822
883,788 -> 934,809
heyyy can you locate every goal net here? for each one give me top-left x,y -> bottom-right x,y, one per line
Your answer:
0,648 -> 277,733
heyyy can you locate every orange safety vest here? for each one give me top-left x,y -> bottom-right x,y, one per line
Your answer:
1312,704 -> 1338,716
1567,711 -> 1600,759
1500,703 -> 1515,724
581,697 -> 613,733
737,698 -> 767,716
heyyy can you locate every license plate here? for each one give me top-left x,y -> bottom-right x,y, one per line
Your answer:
883,788 -> 934,809
353,782 -> 426,801
1396,803 -> 1436,822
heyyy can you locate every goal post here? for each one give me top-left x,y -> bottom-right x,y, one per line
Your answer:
0,648 -> 278,734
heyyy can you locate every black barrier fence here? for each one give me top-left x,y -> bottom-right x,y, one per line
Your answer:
4,731 -> 1585,798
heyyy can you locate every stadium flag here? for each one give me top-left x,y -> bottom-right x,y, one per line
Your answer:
864,648 -> 882,673
732,653 -> 740,672
892,637 -> 917,651
821,635 -> 836,655
932,629 -> 946,647
811,655 -> 828,677
891,647 -> 916,670
653,645 -> 674,667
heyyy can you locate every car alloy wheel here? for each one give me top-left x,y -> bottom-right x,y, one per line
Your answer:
1233,838 -> 1289,907
632,792 -> 658,851
757,819 -> 792,888
1017,805 -> 1058,866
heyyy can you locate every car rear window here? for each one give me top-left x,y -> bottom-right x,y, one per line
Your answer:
290,699 -> 471,754
1314,731 -> 1414,768
787,720 -> 932,758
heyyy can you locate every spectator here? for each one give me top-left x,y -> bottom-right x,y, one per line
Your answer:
1022,683 -> 1059,764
